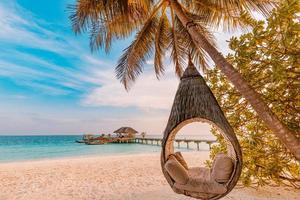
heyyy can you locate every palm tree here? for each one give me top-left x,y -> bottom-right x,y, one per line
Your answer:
69,0 -> 300,160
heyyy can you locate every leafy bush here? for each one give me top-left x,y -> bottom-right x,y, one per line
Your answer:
207,0 -> 300,188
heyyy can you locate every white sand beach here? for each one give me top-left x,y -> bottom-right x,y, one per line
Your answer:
0,152 -> 299,200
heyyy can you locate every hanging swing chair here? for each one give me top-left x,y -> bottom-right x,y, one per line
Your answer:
161,61 -> 242,200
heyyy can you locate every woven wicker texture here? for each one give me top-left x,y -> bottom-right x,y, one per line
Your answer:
161,61 -> 242,199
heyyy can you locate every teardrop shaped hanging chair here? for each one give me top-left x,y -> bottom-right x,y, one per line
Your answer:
161,60 -> 242,200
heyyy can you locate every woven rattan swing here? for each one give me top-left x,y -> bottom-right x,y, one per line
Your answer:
161,61 -> 242,200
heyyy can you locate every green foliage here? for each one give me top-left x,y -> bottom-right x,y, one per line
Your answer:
207,0 -> 300,188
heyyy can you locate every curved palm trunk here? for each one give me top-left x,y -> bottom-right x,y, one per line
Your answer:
169,0 -> 300,160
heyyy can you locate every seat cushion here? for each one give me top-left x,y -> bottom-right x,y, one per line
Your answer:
174,177 -> 227,194
188,167 -> 211,181
174,152 -> 188,170
184,190 -> 217,199
165,155 -> 189,185
211,153 -> 234,183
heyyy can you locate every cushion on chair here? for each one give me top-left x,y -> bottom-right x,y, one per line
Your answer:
174,152 -> 189,170
188,167 -> 211,180
174,176 -> 227,194
165,155 -> 189,185
211,153 -> 234,183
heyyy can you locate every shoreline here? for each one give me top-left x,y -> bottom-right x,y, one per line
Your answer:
0,148 -> 210,165
0,139 -> 210,164
0,151 -> 163,165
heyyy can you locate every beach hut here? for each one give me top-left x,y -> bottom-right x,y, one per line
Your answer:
161,60 -> 242,199
114,127 -> 138,139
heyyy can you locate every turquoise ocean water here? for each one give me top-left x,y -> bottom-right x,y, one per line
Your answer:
0,135 -> 213,163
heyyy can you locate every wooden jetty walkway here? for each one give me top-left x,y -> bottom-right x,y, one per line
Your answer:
133,137 -> 217,150
80,135 -> 217,150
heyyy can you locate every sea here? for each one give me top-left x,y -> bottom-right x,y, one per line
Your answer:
0,135 -> 215,163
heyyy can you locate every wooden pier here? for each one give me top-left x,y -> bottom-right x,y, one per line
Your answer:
134,137 -> 216,150
81,136 -> 217,150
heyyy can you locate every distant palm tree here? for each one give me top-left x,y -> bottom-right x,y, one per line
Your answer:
69,0 -> 300,160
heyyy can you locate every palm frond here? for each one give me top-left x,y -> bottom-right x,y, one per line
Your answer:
69,0 -> 155,52
69,0 -> 104,34
181,0 -> 193,10
191,0 -> 276,31
115,4 -> 162,89
175,15 -> 213,72
89,14 -> 137,52
243,0 -> 277,16
89,19 -> 108,52
127,0 -> 155,19
154,6 -> 170,78
169,6 -> 185,78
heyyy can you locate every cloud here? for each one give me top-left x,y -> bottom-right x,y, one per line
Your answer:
0,1 -> 73,54
0,100 -> 213,136
0,0 -> 242,135
82,65 -> 180,110
0,1 -> 105,95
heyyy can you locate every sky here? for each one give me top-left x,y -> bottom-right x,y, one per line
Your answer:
0,0 -> 241,135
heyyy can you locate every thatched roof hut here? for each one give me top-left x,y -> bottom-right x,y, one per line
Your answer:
114,127 -> 138,138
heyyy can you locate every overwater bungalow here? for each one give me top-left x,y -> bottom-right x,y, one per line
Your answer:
113,127 -> 138,143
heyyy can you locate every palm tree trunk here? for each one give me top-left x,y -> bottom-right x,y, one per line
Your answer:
169,0 -> 300,161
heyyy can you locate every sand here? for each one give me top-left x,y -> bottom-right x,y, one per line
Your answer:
0,152 -> 299,200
